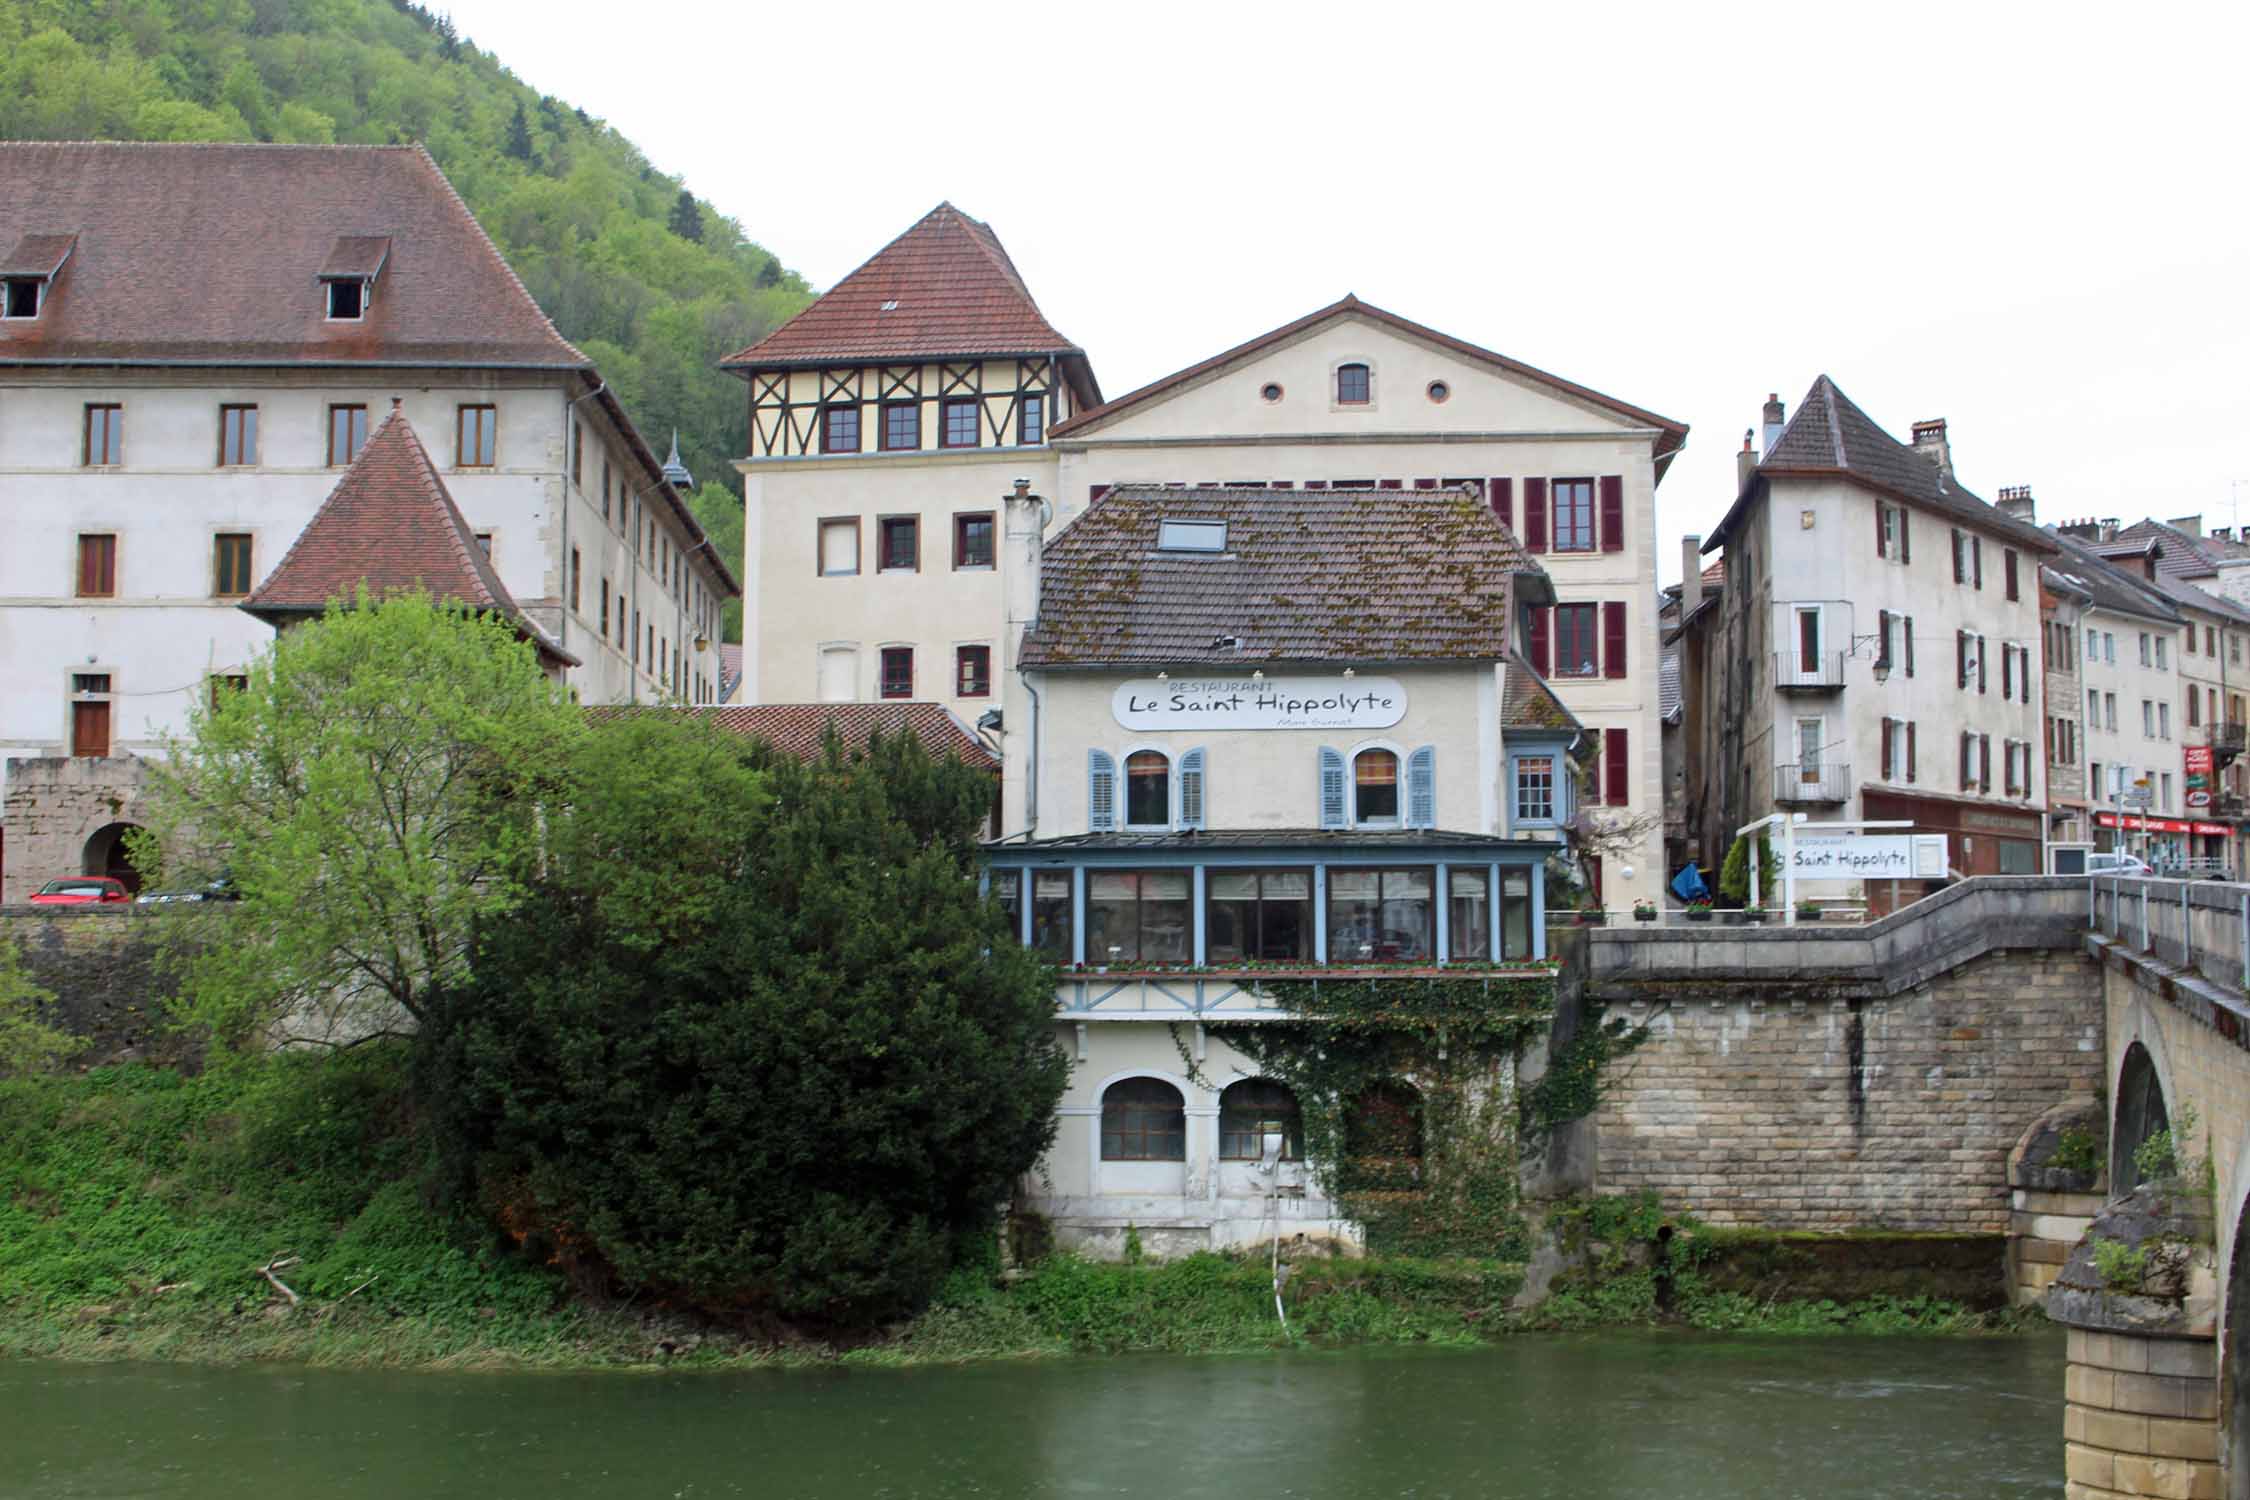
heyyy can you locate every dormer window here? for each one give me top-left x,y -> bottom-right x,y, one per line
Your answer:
1156,519 -> 1227,553
317,235 -> 390,324
2,232 -> 77,321
3,278 -> 38,320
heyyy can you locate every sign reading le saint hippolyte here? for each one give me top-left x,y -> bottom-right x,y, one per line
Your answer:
1112,676 -> 1408,732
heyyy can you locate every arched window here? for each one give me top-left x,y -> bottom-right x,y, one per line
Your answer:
1343,1080 -> 1424,1190
1125,749 -> 1170,827
1336,362 -> 1371,405
1101,1077 -> 1186,1161
1353,748 -> 1399,824
2112,1041 -> 2170,1193
1219,1079 -> 1303,1160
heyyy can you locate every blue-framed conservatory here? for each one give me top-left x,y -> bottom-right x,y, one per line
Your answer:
985,830 -> 1559,1024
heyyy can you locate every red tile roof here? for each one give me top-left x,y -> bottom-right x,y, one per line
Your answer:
720,203 -> 1090,376
1047,294 -> 1688,477
241,404 -> 574,666
692,702 -> 996,769
0,142 -> 584,368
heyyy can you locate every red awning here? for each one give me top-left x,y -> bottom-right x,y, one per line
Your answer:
2094,813 -> 2231,837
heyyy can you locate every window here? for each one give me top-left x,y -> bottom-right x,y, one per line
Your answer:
877,516 -> 919,572
1515,754 -> 1556,823
600,578 -> 610,635
1335,362 -> 1371,405
2091,761 -> 2104,802
941,398 -> 980,448
326,279 -> 364,320
1207,871 -> 1314,963
820,405 -> 861,453
72,686 -> 113,757
2004,548 -> 2019,600
455,404 -> 496,467
1157,520 -> 1228,552
1880,504 -> 1904,559
954,511 -> 995,569
1087,872 -> 1191,965
816,644 -> 856,702
83,404 -> 122,467
602,460 -> 613,521
1552,603 -> 1600,676
76,534 -> 116,597
217,404 -> 257,467
992,870 -> 1023,943
327,404 -> 367,466
2162,772 -> 2175,809
2086,627 -> 2098,661
1448,869 -> 1492,960
2156,638 -> 2168,669
1018,394 -> 1044,445
2106,693 -> 2117,731
1219,1080 -> 1303,1160
1328,868 -> 1434,963
1551,479 -> 1596,551
1501,868 -> 1532,960
2143,700 -> 2155,736
1030,871 -> 1073,959
570,548 -> 581,612
1125,749 -> 1170,826
817,517 -> 860,576
1352,748 -> 1399,824
955,645 -> 990,698
1101,1078 -> 1185,1161
880,402 -> 919,451
2190,689 -> 2202,727
879,646 -> 913,699
213,533 -> 253,596
2104,633 -> 2115,664
472,531 -> 493,559
2160,703 -> 2171,739
2208,626 -> 2218,655
2088,689 -> 2100,725
571,423 -> 583,486
3,277 -> 40,319
1426,380 -> 1451,403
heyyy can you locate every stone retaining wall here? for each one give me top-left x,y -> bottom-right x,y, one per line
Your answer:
2063,1329 -> 2221,1498
0,904 -> 188,1063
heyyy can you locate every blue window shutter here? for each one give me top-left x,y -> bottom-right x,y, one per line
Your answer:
1318,747 -> 1346,829
1179,747 -> 1207,830
1407,746 -> 1436,828
1089,750 -> 1117,832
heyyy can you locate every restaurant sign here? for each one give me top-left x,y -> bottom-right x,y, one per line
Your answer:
1787,830 -> 1949,879
1112,676 -> 1407,731
2094,812 -> 2231,837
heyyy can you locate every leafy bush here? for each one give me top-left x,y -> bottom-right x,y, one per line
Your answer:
2049,1125 -> 2103,1177
1717,832 -> 1778,905
2091,1236 -> 2149,1292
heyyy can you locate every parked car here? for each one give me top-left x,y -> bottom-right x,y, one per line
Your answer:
136,875 -> 239,905
27,876 -> 133,905
2085,853 -> 2154,878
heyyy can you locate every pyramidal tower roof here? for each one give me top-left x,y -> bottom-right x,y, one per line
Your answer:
720,202 -> 1099,402
242,402 -> 575,665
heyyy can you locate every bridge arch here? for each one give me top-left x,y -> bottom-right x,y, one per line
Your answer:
2220,1117 -> 2250,1499
2109,999 -> 2182,1195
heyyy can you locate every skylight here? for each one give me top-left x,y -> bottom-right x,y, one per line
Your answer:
1157,519 -> 1228,553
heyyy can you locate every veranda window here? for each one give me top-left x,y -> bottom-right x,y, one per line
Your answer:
1085,871 -> 1191,965
1327,868 -> 1434,964
1206,870 -> 1313,962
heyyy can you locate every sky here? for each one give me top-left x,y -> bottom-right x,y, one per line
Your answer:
449,0 -> 2249,586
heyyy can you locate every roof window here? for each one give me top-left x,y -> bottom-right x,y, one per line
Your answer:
1,232 -> 76,321
327,279 -> 365,321
2,278 -> 38,320
317,235 -> 391,324
1157,519 -> 1228,553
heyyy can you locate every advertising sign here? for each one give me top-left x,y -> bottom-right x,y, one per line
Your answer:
2094,813 -> 2231,837
1111,676 -> 1407,732
1787,831 -> 1949,880
2184,745 -> 2214,810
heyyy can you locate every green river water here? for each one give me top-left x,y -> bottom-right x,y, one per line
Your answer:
0,1333 -> 2065,1498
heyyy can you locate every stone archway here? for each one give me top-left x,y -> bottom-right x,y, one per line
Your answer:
2229,1195 -> 2249,1499
81,822 -> 147,895
2113,1040 -> 2172,1195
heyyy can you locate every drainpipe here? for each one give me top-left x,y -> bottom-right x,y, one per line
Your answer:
1003,478 -> 1049,836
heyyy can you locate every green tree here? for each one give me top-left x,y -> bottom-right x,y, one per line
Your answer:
502,97 -> 532,161
666,188 -> 703,243
138,591 -> 583,1050
421,729 -> 1063,1327
0,936 -> 71,1076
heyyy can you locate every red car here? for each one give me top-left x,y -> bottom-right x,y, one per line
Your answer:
27,876 -> 132,905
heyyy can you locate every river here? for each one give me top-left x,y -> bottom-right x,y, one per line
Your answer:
0,1333 -> 2064,1498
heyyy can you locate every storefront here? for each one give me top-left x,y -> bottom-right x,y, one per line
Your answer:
1860,791 -> 2045,912
2092,812 -> 2232,872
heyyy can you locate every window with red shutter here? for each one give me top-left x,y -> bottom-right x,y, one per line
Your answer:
1881,719 -> 1894,779
1875,503 -> 1887,558
1906,722 -> 1917,782
1523,478 -> 1548,554
1489,478 -> 1512,534
1960,732 -> 1973,789
1527,608 -> 1551,676
1605,728 -> 1629,806
1602,602 -> 1627,679
1598,476 -> 1624,554
1980,734 -> 1992,791
1972,536 -> 1983,589
2004,549 -> 2019,600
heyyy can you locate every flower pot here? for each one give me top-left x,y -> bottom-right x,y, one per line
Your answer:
1577,911 -> 1607,927
1684,909 -> 1713,923
1633,910 -> 1657,923
1796,910 -> 1822,923
1743,911 -> 1768,924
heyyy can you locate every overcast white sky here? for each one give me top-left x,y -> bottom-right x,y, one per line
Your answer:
451,0 -> 2248,585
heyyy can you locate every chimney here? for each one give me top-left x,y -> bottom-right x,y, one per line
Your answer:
1681,535 -> 1704,613
1735,428 -> 1757,491
2168,514 -> 2204,538
1760,394 -> 1784,459
2101,517 -> 2119,542
1003,478 -> 1046,644
2059,517 -> 2105,540
1910,419 -> 1952,479
1995,484 -> 2035,524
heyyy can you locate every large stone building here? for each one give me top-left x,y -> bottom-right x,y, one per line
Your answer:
1683,379 -> 2058,903
0,143 -> 734,901
726,204 -> 1685,911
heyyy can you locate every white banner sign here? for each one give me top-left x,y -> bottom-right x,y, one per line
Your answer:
1787,831 -> 1948,880
1111,676 -> 1407,732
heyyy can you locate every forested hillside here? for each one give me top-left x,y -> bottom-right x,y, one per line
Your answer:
0,0 -> 810,639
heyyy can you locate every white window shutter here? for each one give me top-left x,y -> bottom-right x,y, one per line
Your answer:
1088,750 -> 1117,832
1407,746 -> 1436,828
1318,747 -> 1347,829
1179,747 -> 1207,830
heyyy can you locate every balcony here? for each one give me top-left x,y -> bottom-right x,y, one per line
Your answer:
1774,761 -> 1851,804
2208,720 -> 2246,767
1772,651 -> 1846,693
2215,792 -> 2249,823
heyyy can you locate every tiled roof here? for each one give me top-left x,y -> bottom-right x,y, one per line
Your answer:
0,143 -> 584,368
720,202 -> 1086,369
691,701 -> 995,769
1,231 -> 76,277
1047,294 -> 1689,476
1501,653 -> 1583,733
716,644 -> 744,703
2043,531 -> 2182,624
1019,485 -> 1535,669
241,405 -> 573,665
1658,641 -> 1682,725
2110,519 -> 2250,579
1709,375 -> 2055,555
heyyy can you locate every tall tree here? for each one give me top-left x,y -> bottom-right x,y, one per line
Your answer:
137,591 -> 584,1050
503,97 -> 533,162
666,188 -> 703,243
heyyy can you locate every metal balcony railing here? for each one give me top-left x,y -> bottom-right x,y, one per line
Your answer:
1774,761 -> 1851,803
2208,720 -> 2246,762
1772,651 -> 1847,692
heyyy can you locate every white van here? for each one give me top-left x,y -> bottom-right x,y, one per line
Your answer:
2086,852 -> 2154,878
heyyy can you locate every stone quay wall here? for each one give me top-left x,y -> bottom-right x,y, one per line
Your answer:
0,904 -> 189,1063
